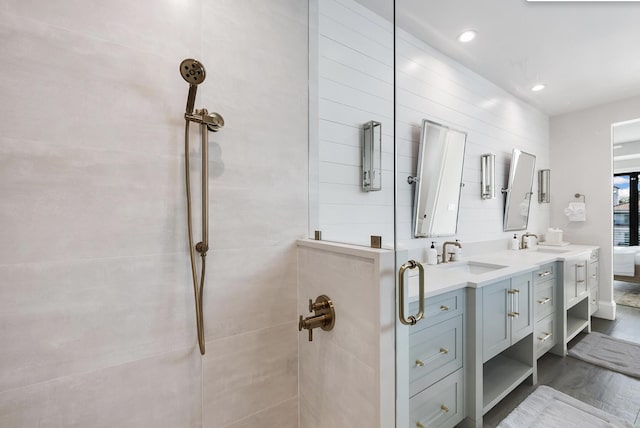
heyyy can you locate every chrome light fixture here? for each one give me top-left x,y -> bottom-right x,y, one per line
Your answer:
481,153 -> 496,199
363,120 -> 382,192
538,169 -> 550,203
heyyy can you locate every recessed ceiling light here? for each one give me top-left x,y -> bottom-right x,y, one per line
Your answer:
457,30 -> 477,43
531,84 -> 545,92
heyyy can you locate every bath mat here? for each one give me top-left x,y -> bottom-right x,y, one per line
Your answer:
568,332 -> 640,379
614,281 -> 640,309
497,385 -> 633,427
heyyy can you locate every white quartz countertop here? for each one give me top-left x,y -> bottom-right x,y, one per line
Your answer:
408,244 -> 598,302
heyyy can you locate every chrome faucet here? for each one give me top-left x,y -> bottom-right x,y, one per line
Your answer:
521,232 -> 538,249
441,241 -> 462,263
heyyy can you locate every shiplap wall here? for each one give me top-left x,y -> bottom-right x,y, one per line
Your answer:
314,0 -> 550,251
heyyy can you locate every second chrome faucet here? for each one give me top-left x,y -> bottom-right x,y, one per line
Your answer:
441,240 -> 462,263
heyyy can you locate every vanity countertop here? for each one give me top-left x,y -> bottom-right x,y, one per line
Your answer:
408,244 -> 598,302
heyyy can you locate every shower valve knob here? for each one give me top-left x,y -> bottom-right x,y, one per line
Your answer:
195,242 -> 208,253
298,295 -> 335,342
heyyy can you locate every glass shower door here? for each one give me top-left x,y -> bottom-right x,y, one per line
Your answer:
307,0 -> 399,426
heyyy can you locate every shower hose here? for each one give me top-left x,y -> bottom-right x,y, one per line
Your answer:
184,119 -> 206,355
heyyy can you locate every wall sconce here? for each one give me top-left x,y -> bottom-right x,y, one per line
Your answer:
538,169 -> 550,203
362,120 -> 382,192
481,153 -> 496,199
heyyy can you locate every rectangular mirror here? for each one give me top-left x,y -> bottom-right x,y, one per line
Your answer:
362,120 -> 382,192
412,119 -> 467,237
503,149 -> 536,231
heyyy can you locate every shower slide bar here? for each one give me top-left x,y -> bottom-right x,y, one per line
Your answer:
180,58 -> 225,355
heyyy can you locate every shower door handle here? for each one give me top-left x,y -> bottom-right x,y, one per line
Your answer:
398,260 -> 425,326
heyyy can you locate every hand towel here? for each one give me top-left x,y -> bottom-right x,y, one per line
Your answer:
564,202 -> 586,222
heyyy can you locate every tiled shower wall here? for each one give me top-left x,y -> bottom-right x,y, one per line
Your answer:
315,0 -> 550,250
0,1 -> 307,427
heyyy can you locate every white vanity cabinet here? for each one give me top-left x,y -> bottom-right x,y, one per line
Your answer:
481,274 -> 532,362
533,263 -> 557,358
466,272 -> 536,427
564,254 -> 589,307
409,289 -> 465,428
552,251 -> 593,356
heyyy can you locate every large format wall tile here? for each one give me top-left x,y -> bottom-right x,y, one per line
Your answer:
0,0 -> 308,425
203,322 -> 298,427
0,137 -> 186,264
0,0 -> 202,61
0,15 -> 189,157
225,397 -> 298,428
202,245 -> 298,342
0,253 -> 195,393
0,347 -> 202,428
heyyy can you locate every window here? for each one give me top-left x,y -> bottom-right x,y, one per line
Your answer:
614,173 -> 638,246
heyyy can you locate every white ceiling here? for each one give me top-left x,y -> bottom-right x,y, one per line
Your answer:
358,0 -> 640,116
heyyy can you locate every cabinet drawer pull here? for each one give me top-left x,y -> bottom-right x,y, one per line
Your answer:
508,289 -> 517,295
538,297 -> 551,305
415,348 -> 449,368
577,280 -> 585,284
538,332 -> 552,342
440,404 -> 449,413
591,274 -> 597,279
507,311 -> 519,318
416,422 -> 425,428
576,264 -> 585,268
538,270 -> 552,277
440,305 -> 449,311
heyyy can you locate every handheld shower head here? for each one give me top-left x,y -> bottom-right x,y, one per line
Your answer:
180,59 -> 206,114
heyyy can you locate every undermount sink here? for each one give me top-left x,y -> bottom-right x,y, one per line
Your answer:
533,248 -> 570,254
441,261 -> 507,275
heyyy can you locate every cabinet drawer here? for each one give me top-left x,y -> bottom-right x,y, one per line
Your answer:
410,289 -> 464,332
534,315 -> 556,358
534,281 -> 555,321
410,368 -> 464,428
533,263 -> 555,285
409,315 -> 463,396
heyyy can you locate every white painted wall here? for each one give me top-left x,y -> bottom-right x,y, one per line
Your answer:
550,95 -> 640,320
314,0 -> 551,253
0,1 -> 307,426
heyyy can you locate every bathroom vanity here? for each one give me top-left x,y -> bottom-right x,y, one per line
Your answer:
296,240 -> 600,428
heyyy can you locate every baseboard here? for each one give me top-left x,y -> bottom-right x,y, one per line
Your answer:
593,300 -> 616,320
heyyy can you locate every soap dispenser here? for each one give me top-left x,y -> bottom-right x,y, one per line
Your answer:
427,242 -> 438,265
511,234 -> 519,251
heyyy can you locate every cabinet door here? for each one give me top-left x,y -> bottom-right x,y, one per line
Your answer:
511,273 -> 533,343
588,260 -> 598,290
482,279 -> 510,362
576,260 -> 589,297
